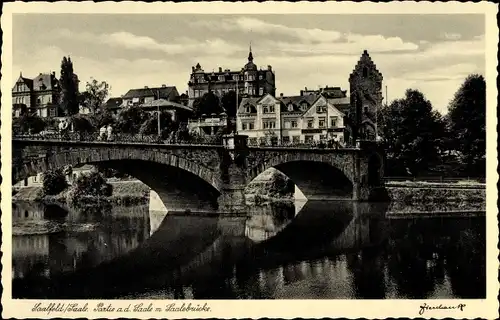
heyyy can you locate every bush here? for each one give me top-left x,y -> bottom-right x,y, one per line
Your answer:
67,171 -> 113,204
42,169 -> 68,195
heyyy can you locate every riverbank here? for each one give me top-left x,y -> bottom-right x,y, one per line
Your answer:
12,180 -> 150,205
385,181 -> 486,214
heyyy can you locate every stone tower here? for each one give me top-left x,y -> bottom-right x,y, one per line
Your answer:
349,50 -> 383,142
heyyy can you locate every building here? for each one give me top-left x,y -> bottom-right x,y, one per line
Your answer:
187,47 -> 276,107
102,97 -> 124,115
12,72 -> 61,118
12,71 -> 80,119
120,85 -> 193,122
236,50 -> 383,146
121,85 -> 180,107
348,50 -> 384,141
237,93 -> 347,146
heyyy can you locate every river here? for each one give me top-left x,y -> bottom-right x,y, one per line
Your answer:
11,200 -> 485,299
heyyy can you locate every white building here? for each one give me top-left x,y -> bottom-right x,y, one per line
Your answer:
237,93 -> 348,146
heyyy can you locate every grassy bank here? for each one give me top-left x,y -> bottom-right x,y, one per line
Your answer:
13,180 -> 151,205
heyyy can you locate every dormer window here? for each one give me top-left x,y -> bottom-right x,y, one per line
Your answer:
263,106 -> 268,113
218,75 -> 225,81
288,104 -> 294,112
301,102 -> 308,111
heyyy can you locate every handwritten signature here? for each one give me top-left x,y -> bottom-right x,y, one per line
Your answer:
419,302 -> 466,315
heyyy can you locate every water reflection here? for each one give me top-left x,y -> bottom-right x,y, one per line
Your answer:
12,201 -> 149,282
12,200 -> 485,299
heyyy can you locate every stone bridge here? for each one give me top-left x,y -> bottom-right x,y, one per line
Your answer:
12,135 -> 385,213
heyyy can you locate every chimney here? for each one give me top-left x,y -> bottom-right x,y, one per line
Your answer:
280,93 -> 284,97
305,87 -> 308,91
267,65 -> 272,71
144,86 -> 149,89
219,67 -> 222,72
161,84 -> 166,88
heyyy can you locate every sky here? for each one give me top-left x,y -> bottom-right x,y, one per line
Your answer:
12,14 -> 485,114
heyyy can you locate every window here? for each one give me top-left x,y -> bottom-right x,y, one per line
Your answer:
263,121 -> 276,129
319,118 -> 325,128
218,75 -> 225,81
259,75 -> 263,80
307,119 -> 314,128
291,120 -> 298,128
363,67 -> 368,77
249,122 -> 254,130
49,108 -> 56,117
284,121 -> 291,129
15,110 -> 20,117
248,75 -> 254,81
288,104 -> 294,112
242,123 -> 247,130
330,117 -> 338,127
320,135 -> 327,140
37,98 -> 41,104
233,75 -> 239,81
301,102 -> 308,111
259,88 -> 264,95
263,106 -> 268,113
33,175 -> 37,182
316,106 -> 326,113
282,136 -> 290,143
269,105 -> 275,113
305,135 -> 314,143
292,136 -> 300,143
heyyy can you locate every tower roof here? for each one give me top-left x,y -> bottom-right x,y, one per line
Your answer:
349,50 -> 383,81
244,44 -> 257,71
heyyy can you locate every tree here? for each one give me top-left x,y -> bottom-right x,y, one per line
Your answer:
72,171 -> 113,197
59,56 -> 79,116
71,114 -> 95,133
447,74 -> 486,176
13,114 -> 47,134
80,78 -> 110,114
89,109 -> 116,129
42,169 -> 68,195
379,89 -> 446,176
139,110 -> 178,139
115,106 -> 148,134
192,91 -> 223,118
221,90 -> 241,118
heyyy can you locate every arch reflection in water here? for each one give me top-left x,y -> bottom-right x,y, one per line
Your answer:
12,200 -> 485,300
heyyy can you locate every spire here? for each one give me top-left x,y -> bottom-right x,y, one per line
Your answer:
248,42 -> 253,62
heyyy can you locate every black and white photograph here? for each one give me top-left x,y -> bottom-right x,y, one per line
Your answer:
1,2 -> 498,319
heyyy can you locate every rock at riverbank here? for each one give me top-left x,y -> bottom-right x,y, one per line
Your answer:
245,168 -> 295,203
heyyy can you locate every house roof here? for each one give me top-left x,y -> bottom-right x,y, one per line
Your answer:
327,96 -> 350,106
140,98 -> 193,112
103,97 -> 123,110
122,86 -> 178,99
279,94 -> 320,112
32,73 -> 59,91
237,97 -> 261,113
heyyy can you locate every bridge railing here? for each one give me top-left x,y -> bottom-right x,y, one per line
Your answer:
247,139 -> 357,150
12,133 -> 223,146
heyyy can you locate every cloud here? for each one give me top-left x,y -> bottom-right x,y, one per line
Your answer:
197,17 -> 420,53
54,29 -> 243,56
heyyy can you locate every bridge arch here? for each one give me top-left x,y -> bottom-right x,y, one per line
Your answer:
247,151 -> 355,200
13,145 -> 223,212
14,147 -> 221,191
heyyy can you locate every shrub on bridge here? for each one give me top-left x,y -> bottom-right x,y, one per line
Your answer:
42,169 -> 69,195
